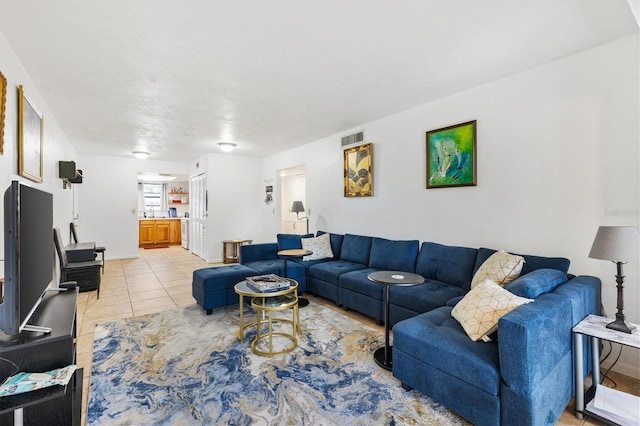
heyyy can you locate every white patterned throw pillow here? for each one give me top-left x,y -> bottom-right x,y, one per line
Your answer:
452,279 -> 534,342
471,250 -> 525,289
301,233 -> 334,260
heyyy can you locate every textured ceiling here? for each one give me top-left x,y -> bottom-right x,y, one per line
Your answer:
0,1 -> 637,162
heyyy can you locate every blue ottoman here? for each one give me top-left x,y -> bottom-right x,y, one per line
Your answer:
192,264 -> 258,314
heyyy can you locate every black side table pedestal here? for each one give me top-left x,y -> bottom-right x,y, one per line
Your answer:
277,249 -> 313,307
368,271 -> 425,371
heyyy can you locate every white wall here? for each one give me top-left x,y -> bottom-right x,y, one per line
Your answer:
187,153 -> 262,262
0,30 -> 78,281
260,36 -> 640,377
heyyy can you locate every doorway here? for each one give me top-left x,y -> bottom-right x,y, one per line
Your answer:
280,165 -> 307,235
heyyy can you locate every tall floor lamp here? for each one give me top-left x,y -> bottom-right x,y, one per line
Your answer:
588,226 -> 639,333
291,201 -> 309,234
290,200 -> 310,308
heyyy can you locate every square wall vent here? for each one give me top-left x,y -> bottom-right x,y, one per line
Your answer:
341,131 -> 364,148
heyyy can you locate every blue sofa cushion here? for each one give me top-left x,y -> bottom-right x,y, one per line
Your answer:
504,268 -> 568,299
474,247 -> 570,275
339,234 -> 373,265
308,260 -> 367,284
316,231 -> 344,259
339,268 -> 384,299
393,307 -> 501,395
368,237 -> 419,272
291,258 -> 334,269
416,242 -> 478,290
242,259 -> 285,275
277,233 -> 313,250
239,242 -> 278,263
192,264 -> 257,289
389,279 -> 468,314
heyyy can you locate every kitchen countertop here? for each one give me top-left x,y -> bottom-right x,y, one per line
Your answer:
139,217 -> 184,220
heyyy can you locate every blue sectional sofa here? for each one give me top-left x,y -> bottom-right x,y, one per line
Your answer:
192,231 -> 600,425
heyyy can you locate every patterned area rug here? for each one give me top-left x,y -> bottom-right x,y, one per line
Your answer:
88,302 -> 468,425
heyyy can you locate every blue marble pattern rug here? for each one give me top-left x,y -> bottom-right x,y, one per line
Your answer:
88,302 -> 468,425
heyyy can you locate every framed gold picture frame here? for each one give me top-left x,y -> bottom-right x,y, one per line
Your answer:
0,71 -> 6,155
18,85 -> 44,183
344,143 -> 373,197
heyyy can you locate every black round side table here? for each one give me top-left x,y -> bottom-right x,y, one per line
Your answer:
277,249 -> 313,307
368,270 -> 425,370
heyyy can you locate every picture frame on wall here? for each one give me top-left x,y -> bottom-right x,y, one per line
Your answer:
426,120 -> 476,189
18,85 -> 44,183
0,71 -> 6,155
344,143 -> 373,197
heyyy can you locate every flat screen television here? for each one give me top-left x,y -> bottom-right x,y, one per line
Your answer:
1,181 -> 54,335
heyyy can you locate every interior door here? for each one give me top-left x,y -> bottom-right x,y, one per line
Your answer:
190,173 -> 207,260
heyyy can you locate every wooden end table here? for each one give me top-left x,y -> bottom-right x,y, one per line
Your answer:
222,239 -> 252,264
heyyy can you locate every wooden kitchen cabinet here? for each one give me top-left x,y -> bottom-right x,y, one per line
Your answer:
139,219 -> 180,247
139,220 -> 156,245
169,220 -> 181,244
155,220 -> 170,244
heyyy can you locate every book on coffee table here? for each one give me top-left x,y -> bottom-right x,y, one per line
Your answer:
245,274 -> 291,292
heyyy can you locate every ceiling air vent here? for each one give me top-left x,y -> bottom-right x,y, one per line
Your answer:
341,131 -> 364,148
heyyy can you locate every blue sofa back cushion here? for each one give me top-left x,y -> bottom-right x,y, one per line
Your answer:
504,268 -> 568,299
239,243 -> 278,263
340,234 -> 373,265
416,242 -> 479,290
368,237 -> 419,272
474,247 -> 570,275
316,231 -> 344,259
277,233 -> 314,251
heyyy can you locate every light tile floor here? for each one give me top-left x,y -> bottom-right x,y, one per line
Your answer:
76,246 -> 639,425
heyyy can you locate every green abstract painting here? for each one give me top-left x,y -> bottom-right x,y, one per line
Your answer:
426,120 -> 477,188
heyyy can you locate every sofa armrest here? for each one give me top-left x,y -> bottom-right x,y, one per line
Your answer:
499,293 -> 572,390
239,242 -> 278,263
498,293 -> 574,424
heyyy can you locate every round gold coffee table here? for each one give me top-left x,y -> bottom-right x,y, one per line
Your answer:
234,280 -> 300,346
251,293 -> 299,357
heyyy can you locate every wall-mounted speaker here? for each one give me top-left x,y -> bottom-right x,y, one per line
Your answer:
58,161 -> 76,179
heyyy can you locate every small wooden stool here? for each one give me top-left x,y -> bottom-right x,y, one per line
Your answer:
222,239 -> 253,263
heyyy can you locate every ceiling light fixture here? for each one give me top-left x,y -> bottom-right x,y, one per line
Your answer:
133,151 -> 150,159
137,173 -> 177,182
217,142 -> 237,152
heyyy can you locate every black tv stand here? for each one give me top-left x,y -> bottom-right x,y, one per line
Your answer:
0,288 -> 81,425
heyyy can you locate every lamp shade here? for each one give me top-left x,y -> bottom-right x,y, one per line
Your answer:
588,226 -> 639,263
291,201 -> 305,214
